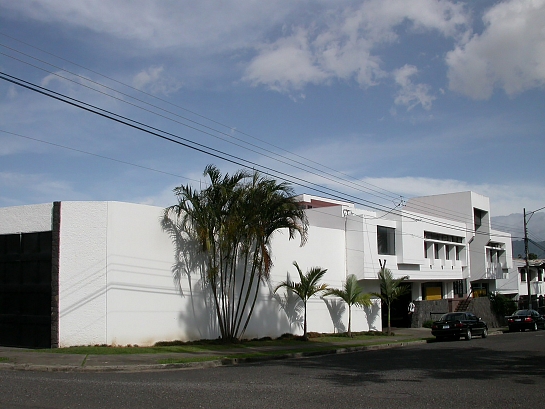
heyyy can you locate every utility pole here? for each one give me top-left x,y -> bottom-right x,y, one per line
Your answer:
524,208 -> 532,309
523,205 -> 545,310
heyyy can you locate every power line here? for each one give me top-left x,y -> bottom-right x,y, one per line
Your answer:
1,39 -> 525,232
0,128 -> 202,184
0,71 -> 403,215
0,71 -> 519,241
0,39 -> 403,204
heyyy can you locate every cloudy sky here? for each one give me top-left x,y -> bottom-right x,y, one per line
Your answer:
1,0 -> 544,241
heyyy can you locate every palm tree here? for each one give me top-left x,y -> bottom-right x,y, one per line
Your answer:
163,165 -> 308,342
324,274 -> 372,337
372,267 -> 410,335
274,261 -> 329,340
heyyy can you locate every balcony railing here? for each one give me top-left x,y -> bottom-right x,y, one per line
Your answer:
484,262 -> 506,279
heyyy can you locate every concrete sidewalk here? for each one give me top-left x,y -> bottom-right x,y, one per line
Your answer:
0,328 -> 503,372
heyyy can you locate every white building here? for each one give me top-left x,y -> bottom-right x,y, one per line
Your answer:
504,258 -> 545,308
0,191 -> 513,348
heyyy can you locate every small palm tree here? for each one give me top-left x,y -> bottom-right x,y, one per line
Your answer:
372,267 -> 410,335
325,274 -> 372,337
274,261 -> 329,340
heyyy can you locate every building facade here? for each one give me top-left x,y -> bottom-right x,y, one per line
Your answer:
0,191 -> 513,348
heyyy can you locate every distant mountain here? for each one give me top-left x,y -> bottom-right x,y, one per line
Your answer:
512,240 -> 545,259
491,212 -> 545,241
491,213 -> 545,259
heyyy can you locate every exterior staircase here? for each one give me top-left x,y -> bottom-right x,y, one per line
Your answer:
455,297 -> 472,312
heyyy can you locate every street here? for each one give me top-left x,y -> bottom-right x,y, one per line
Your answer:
1,331 -> 544,408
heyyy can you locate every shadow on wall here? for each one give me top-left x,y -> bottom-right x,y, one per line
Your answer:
162,216 -> 364,339
364,301 -> 381,331
161,215 -> 219,340
323,298 -> 347,333
268,277 -> 304,334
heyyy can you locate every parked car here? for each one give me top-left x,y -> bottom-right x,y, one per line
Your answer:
431,312 -> 488,341
506,309 -> 545,332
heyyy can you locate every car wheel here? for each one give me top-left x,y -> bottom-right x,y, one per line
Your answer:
532,322 -> 538,331
435,336 -> 444,342
464,328 -> 472,341
509,326 -> 515,332
482,328 -> 488,338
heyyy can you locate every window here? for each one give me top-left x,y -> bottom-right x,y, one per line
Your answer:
434,243 -> 440,259
445,245 -> 451,260
455,246 -> 461,261
521,269 -> 527,282
453,280 -> 465,297
377,226 -> 395,255
474,208 -> 487,232
538,269 -> 543,282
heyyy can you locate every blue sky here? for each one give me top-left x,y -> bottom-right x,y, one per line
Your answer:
1,0 -> 544,241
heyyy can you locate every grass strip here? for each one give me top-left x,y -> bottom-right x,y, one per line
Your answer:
32,334 -> 428,357
0,357 -> 9,363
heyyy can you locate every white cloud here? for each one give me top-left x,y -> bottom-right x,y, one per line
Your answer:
2,0 -> 472,103
0,0 -> 307,50
393,65 -> 435,110
244,28 -> 329,92
446,0 -> 545,99
360,176 -> 539,217
0,171 -> 77,205
244,0 -> 468,95
132,66 -> 182,96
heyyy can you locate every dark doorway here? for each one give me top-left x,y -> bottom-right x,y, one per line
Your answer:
0,231 -> 52,348
382,283 -> 413,328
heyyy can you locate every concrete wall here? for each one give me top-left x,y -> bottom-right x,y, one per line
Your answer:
58,202 -> 108,346
0,203 -> 53,234
51,201 -> 382,346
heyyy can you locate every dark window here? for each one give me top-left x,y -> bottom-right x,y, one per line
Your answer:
377,226 -> 395,255
521,269 -> 527,282
474,208 -> 487,232
445,245 -> 450,260
453,280 -> 465,297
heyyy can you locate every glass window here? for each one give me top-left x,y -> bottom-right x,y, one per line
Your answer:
377,226 -> 395,255
521,269 -> 527,282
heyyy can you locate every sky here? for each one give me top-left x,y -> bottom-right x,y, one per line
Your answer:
1,0 -> 544,242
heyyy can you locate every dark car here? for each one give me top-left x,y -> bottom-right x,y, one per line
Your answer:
431,312 -> 488,341
507,309 -> 545,332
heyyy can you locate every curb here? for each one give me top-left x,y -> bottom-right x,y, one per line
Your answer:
1,331 -> 504,373
0,338 -> 430,373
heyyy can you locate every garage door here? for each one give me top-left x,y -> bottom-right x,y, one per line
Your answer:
0,231 -> 52,348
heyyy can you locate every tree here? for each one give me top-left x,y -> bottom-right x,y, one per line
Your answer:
372,267 -> 410,335
324,274 -> 372,337
274,261 -> 329,340
163,165 -> 308,342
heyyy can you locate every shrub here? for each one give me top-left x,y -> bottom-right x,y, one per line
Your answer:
422,320 -> 434,328
489,293 -> 517,317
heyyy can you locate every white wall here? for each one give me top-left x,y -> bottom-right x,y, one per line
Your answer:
53,201 -> 381,346
0,203 -> 52,234
58,202 -> 108,347
267,206 -> 382,335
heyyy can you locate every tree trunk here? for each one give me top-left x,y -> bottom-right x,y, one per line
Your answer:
387,302 -> 391,335
303,302 -> 308,340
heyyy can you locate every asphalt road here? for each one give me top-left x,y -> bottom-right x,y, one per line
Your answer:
1,331 -> 544,409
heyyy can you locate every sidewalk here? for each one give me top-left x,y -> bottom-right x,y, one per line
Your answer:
0,328 -> 503,372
